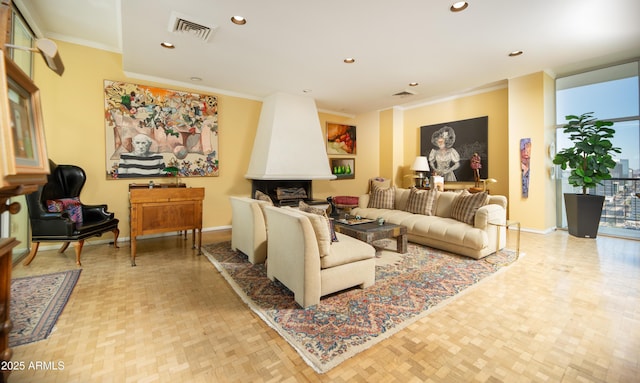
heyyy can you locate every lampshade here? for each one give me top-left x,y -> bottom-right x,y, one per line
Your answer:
5,38 -> 65,76
410,156 -> 430,172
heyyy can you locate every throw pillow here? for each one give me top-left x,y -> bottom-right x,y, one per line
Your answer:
254,190 -> 274,205
404,187 -> 438,215
450,191 -> 488,225
299,201 -> 338,242
47,197 -> 83,224
295,208 -> 333,257
368,185 -> 395,209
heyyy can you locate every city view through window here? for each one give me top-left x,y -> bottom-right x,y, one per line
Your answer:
556,61 -> 640,238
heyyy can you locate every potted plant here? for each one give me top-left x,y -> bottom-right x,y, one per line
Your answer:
552,112 -> 621,238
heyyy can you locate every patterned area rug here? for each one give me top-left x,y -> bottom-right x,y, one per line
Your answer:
10,269 -> 82,347
203,240 -> 518,373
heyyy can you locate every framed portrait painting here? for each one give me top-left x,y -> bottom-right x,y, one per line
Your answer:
420,116 -> 488,183
0,50 -> 49,190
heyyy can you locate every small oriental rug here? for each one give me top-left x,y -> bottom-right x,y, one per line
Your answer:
203,240 -> 518,373
10,269 -> 82,347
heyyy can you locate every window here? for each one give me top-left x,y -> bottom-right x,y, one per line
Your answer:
555,60 -> 640,238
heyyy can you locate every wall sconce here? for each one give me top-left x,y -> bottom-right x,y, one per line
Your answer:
5,38 -> 65,76
410,156 -> 430,187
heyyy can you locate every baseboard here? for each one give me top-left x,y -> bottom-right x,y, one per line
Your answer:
34,224 -> 232,251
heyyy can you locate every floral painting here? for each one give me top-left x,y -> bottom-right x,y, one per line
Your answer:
104,80 -> 218,179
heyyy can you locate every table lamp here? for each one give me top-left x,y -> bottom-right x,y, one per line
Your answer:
410,156 -> 430,187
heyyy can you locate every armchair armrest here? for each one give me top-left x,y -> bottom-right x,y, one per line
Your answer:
82,203 -> 115,221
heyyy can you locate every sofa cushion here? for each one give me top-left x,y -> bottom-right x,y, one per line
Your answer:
368,186 -> 395,209
321,233 -> 375,269
434,191 -> 463,218
404,187 -> 438,215
394,188 -> 410,211
450,191 -> 488,225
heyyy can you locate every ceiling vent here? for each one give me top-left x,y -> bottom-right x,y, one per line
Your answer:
168,12 -> 217,42
392,89 -> 417,97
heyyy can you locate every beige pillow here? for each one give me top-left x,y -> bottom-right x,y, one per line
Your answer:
404,187 -> 438,215
450,191 -> 488,225
254,190 -> 274,205
299,200 -> 338,242
368,186 -> 395,209
295,208 -> 332,257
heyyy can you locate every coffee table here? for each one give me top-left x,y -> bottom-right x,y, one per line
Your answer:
334,221 -> 407,253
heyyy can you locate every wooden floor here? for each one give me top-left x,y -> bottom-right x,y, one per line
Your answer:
8,229 -> 640,382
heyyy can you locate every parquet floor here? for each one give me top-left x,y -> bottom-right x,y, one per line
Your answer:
7,229 -> 640,382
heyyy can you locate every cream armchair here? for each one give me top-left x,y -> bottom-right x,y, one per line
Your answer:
229,196 -> 269,264
263,205 -> 376,308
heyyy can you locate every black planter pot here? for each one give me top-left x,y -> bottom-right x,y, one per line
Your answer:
563,193 -> 605,238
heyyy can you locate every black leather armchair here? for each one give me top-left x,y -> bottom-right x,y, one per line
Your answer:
24,160 -> 120,266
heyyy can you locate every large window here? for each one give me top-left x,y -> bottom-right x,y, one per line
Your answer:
556,61 -> 640,238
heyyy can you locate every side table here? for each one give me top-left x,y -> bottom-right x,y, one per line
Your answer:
488,219 -> 521,259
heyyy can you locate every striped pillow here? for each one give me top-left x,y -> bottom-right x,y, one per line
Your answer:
404,187 -> 438,215
367,186 -> 395,209
450,191 -> 488,225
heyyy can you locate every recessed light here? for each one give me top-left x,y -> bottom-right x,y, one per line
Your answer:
231,16 -> 246,25
409,82 -> 419,87
160,42 -> 175,49
509,50 -> 524,57
190,77 -> 202,82
450,2 -> 469,12
343,58 -> 355,64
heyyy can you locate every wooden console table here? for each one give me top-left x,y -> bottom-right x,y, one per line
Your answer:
129,187 -> 205,266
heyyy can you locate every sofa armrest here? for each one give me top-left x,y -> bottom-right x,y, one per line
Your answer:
358,194 -> 370,209
474,204 -> 506,230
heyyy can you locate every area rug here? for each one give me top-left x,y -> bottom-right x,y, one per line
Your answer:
10,269 -> 82,347
203,241 -> 518,373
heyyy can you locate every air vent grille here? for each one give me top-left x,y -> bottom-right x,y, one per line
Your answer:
392,89 -> 417,97
169,13 -> 216,42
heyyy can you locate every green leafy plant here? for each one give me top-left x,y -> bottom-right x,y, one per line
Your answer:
552,112 -> 621,194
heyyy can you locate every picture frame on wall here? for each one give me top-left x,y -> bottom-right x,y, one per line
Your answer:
326,122 -> 356,155
419,116 -> 488,183
0,50 -> 49,190
330,157 -> 355,179
103,80 -> 219,180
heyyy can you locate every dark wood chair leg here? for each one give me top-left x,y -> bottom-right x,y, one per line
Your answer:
59,242 -> 71,253
73,240 -> 85,266
22,242 -> 41,266
112,228 -> 120,248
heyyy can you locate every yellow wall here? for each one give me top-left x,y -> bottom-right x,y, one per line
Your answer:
33,41 -> 381,239
508,72 -> 557,232
402,88 -> 510,198
32,41 -> 557,240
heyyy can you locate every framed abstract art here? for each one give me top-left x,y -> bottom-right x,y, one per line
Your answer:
104,80 -> 219,179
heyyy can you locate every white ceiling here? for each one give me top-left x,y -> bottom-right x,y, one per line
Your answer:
14,0 -> 640,115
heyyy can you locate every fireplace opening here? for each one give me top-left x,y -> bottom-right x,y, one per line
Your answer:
251,179 -> 325,207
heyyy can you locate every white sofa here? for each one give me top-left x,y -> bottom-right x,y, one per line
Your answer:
263,205 -> 376,308
351,188 -> 507,259
229,196 -> 269,264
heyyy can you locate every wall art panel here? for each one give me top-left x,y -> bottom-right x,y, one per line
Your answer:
104,80 -> 218,179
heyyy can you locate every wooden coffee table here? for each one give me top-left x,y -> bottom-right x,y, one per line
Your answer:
334,221 -> 407,253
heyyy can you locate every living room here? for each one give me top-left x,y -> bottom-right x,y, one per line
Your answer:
2,0 -> 640,381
